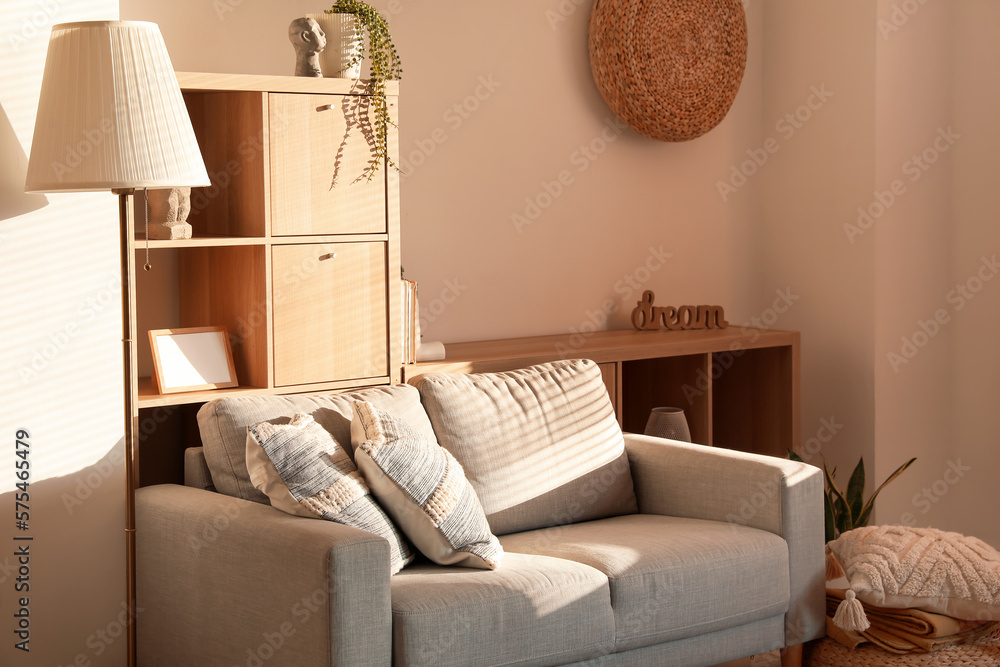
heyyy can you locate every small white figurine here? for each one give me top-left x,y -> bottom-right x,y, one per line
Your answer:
146,187 -> 193,240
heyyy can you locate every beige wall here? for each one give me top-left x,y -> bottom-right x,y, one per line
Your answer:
758,0 -> 879,509
122,0 -> 766,345
0,1 -> 128,665
948,0 -> 1000,546
116,0 -> 1000,554
946,1 -> 1000,545
759,0 -> 1000,548
873,0 -> 1000,544
872,0 -> 957,535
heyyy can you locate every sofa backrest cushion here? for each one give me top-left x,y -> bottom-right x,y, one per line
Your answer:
410,359 -> 637,536
197,384 -> 436,504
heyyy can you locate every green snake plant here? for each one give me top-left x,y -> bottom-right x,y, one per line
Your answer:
788,451 -> 916,542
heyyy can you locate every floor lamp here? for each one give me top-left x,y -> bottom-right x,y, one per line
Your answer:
24,21 -> 209,667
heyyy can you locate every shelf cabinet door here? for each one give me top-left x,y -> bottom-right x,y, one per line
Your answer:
269,93 -> 387,236
272,242 -> 388,386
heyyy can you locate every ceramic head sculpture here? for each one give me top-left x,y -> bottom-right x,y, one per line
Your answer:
289,16 -> 327,77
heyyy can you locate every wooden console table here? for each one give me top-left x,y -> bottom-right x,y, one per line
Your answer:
404,328 -> 799,458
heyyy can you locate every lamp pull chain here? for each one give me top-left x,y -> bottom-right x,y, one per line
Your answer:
143,189 -> 152,271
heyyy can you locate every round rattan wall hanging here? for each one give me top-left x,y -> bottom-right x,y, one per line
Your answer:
589,0 -> 748,142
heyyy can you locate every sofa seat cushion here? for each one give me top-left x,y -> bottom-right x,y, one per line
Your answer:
197,385 -> 436,504
411,359 -> 637,536
499,514 -> 790,653
391,553 -> 615,666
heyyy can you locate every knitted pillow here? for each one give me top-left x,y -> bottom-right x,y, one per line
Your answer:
351,401 -> 503,570
246,413 -> 414,574
828,525 -> 1000,630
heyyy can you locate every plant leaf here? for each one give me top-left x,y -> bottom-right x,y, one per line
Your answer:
824,492 -> 836,542
833,493 -> 852,534
788,450 -> 804,463
846,458 -> 865,524
822,458 -> 853,530
857,457 -> 917,527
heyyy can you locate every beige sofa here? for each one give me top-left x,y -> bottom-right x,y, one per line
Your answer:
137,359 -> 825,666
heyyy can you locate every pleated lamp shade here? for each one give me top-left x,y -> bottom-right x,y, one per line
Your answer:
25,21 -> 209,193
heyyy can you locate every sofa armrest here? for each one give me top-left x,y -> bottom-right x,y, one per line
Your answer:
137,484 -> 391,667
624,433 -> 826,647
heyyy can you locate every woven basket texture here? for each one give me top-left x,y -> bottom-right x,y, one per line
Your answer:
804,628 -> 1000,666
588,0 -> 748,142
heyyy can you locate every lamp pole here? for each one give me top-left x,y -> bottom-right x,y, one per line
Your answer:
113,188 -> 139,667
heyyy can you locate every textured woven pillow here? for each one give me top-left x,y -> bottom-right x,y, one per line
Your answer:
246,413 -> 414,574
828,525 -> 1000,626
351,401 -> 503,570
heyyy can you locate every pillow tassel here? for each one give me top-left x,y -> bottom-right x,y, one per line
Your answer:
833,589 -> 870,632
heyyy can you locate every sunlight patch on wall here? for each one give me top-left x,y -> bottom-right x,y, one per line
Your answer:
0,0 -> 122,486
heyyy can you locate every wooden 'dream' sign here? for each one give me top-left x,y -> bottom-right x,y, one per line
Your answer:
631,291 -> 729,331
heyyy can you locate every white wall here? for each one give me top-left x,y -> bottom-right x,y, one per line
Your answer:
0,1 -> 128,665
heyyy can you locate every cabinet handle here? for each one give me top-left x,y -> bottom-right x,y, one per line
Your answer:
319,252 -> 337,261
317,104 -> 335,112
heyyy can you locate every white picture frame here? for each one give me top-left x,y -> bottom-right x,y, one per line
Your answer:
148,326 -> 238,394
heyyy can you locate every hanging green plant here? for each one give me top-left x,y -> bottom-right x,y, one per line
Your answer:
326,0 -> 403,180
788,451 -> 916,542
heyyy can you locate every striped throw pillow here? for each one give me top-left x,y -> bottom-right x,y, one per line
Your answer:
352,401 -> 503,570
246,413 -> 414,574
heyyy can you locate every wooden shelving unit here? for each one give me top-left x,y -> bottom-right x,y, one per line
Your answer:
133,72 -> 401,485
404,328 -> 800,458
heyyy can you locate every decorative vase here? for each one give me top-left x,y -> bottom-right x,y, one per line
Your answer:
307,13 -> 362,79
644,407 -> 691,442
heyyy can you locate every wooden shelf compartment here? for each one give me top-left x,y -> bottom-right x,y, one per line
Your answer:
182,89 -> 269,238
134,245 -> 270,392
180,245 -> 270,390
711,345 -> 797,458
621,354 -> 713,445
